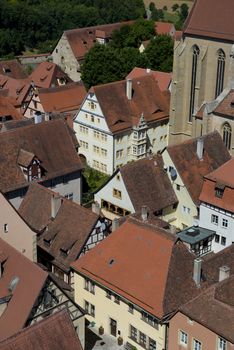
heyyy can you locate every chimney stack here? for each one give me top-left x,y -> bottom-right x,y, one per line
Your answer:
112,218 -> 119,232
51,194 -> 61,219
126,79 -> 132,100
196,137 -> 204,160
219,266 -> 230,282
193,258 -> 202,287
92,201 -> 100,215
141,206 -> 148,222
146,68 -> 151,74
34,112 -> 42,124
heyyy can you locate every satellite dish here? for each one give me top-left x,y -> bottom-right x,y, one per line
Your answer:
8,276 -> 20,293
170,167 -> 177,181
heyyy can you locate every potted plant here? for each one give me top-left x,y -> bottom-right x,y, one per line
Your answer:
118,336 -> 123,345
99,326 -> 104,335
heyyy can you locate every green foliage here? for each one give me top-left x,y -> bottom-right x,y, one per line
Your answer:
144,35 -> 174,72
81,44 -> 148,89
176,3 -> 189,29
0,0 -> 145,58
172,3 -> 179,12
82,166 -> 109,204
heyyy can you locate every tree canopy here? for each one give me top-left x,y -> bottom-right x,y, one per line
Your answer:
0,0 -> 145,58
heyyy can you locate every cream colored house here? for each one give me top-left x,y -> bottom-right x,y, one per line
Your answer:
161,132 -> 230,229
74,75 -> 169,174
0,192 -> 37,261
71,217 -> 202,350
169,0 -> 234,146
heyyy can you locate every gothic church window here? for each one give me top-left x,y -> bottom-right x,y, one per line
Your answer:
222,123 -> 232,150
189,45 -> 200,122
215,49 -> 226,98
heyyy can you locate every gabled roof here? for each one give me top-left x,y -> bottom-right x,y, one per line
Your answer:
0,60 -> 28,79
119,155 -> 178,213
155,22 -> 174,36
92,75 -> 169,133
213,89 -> 234,118
19,183 -> 99,272
30,62 -> 73,89
0,75 -> 30,107
0,119 -> 83,193
199,158 -> 234,212
126,67 -> 172,92
0,96 -> 23,121
0,238 -> 47,340
65,21 -> 134,60
183,0 -> 234,41
0,309 -> 83,350
167,132 -> 231,206
38,82 -> 86,113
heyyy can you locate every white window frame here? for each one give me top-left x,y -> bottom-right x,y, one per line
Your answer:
193,339 -> 202,350
222,218 -> 228,228
179,330 -> 188,346
211,214 -> 218,225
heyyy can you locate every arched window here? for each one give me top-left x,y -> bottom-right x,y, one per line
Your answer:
189,45 -> 200,122
215,49 -> 226,98
223,123 -> 232,150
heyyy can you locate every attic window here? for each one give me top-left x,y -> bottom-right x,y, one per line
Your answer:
3,67 -> 11,73
60,248 -> 70,257
109,258 -> 115,266
83,40 -> 87,44
215,183 -> 225,198
44,238 -> 52,247
231,101 -> 234,108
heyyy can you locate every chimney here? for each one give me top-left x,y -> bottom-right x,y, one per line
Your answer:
51,195 -> 61,219
34,112 -> 42,124
112,218 -> 119,232
45,112 -> 51,122
196,137 -> 204,160
146,68 -> 151,74
193,258 -> 202,287
141,206 -> 148,222
219,266 -> 230,282
92,201 -> 100,215
126,79 -> 132,100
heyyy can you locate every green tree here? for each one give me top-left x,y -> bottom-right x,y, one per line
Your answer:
144,35 -> 173,72
172,3 -> 179,12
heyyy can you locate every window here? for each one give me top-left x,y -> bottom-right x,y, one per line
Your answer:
179,330 -> 188,345
93,130 -> 100,139
176,184 -> 180,191
93,145 -> 100,154
215,234 -> 220,243
133,131 -> 138,140
133,146 -> 137,155
84,300 -> 89,313
215,49 -> 225,98
218,337 -> 226,350
221,236 -> 226,246
106,290 -> 112,299
128,303 -> 134,314
3,224 -> 8,233
141,311 -> 159,329
127,146 -> 131,156
189,45 -> 200,121
211,214 -> 218,225
79,125 -> 88,134
101,133 -> 107,142
222,218 -> 228,228
84,300 -> 95,317
90,115 -> 94,123
114,295 -> 120,304
130,325 -> 137,341
139,332 -> 147,348
193,339 -> 201,350
100,148 -> 107,157
116,175 -> 120,181
90,304 -> 95,317
223,123 -> 232,150
80,140 -> 88,149
215,188 -> 224,198
149,338 -> 157,350
65,193 -> 73,200
116,136 -> 123,143
113,188 -> 122,199
116,149 -> 123,159
93,160 -> 100,170
89,101 -> 95,110
84,279 -> 95,294
100,163 -> 107,173
137,144 -> 146,155
182,206 -> 190,214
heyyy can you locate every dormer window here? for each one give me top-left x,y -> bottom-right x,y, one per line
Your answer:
60,248 -> 70,257
44,238 -> 52,247
215,183 -> 225,198
18,149 -> 45,182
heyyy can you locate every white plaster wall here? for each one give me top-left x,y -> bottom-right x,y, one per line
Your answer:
94,171 -> 135,213
45,174 -> 82,204
147,121 -> 169,153
199,203 -> 234,253
74,273 -> 167,350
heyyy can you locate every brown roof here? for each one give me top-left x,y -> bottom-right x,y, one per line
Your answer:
30,62 -> 73,89
214,89 -> 234,117
0,309 -> 83,350
183,0 -> 234,41
0,75 -> 31,107
0,96 -> 23,121
19,183 -> 99,272
92,75 -> 169,133
180,271 -> 234,343
126,67 -> 172,92
120,156 -> 178,213
38,82 -> 86,113
0,119 -> 83,193
167,132 -> 231,206
0,60 -> 28,79
0,238 -> 47,340
65,21 -> 134,60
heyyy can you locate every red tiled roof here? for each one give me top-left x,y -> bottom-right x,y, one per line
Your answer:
167,132 -> 231,206
0,75 -> 30,107
92,75 -> 169,133
199,158 -> 234,212
183,0 -> 234,41
214,89 -> 234,117
0,96 -> 23,120
0,309 -> 83,350
155,22 -> 174,36
127,67 -> 172,92
0,60 -> 28,79
65,21 -> 134,60
30,62 -> 73,89
0,238 -> 47,340
38,82 -> 86,113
